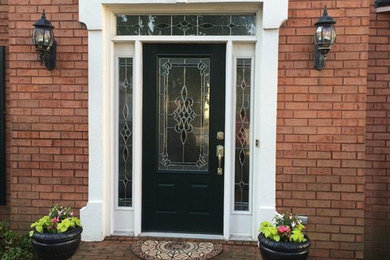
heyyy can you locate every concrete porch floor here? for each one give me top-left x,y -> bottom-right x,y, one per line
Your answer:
71,236 -> 261,260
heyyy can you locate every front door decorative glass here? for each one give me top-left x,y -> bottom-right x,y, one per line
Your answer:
158,58 -> 210,171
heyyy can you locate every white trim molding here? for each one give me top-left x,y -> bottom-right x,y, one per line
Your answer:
376,6 -> 390,12
79,0 -> 289,242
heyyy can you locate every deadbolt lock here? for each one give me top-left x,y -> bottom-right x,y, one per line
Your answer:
217,131 -> 224,140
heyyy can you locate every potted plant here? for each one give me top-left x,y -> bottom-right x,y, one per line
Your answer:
29,204 -> 82,260
258,213 -> 311,260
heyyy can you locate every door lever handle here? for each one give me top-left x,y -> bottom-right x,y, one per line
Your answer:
216,145 -> 224,175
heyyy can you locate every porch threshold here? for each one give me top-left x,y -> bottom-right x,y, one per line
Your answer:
111,231 -> 134,236
140,232 -> 225,240
109,232 -> 255,242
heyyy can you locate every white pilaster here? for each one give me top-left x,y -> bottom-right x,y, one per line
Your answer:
252,29 -> 281,239
251,0 -> 288,238
80,30 -> 107,241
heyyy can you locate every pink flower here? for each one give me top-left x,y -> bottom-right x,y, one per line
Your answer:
51,217 -> 59,223
277,226 -> 290,234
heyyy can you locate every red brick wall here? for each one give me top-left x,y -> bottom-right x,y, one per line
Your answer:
8,1 -> 88,230
365,4 -> 390,259
0,0 -> 9,222
3,0 -> 389,259
276,1 -> 368,259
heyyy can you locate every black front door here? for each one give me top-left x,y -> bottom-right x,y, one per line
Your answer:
142,44 -> 226,234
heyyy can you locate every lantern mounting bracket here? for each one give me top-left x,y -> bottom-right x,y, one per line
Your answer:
35,40 -> 56,71
314,44 -> 327,71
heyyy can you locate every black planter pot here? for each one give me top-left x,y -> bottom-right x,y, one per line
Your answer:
258,233 -> 311,260
32,226 -> 82,260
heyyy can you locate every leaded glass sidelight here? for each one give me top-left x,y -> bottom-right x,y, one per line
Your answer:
234,58 -> 252,211
158,58 -> 210,171
116,15 -> 256,36
118,58 -> 133,207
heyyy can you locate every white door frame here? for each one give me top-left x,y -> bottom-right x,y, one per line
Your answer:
79,0 -> 288,242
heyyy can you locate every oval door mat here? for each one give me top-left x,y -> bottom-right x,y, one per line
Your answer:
132,240 -> 223,260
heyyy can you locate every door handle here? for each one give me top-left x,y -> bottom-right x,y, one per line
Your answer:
216,145 -> 224,175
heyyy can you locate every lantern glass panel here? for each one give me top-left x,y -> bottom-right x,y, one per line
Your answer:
315,26 -> 323,44
330,26 -> 336,44
44,29 -> 54,47
322,25 -> 334,45
33,28 -> 45,48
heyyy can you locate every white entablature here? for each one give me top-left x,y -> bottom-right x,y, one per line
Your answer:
80,0 -> 288,30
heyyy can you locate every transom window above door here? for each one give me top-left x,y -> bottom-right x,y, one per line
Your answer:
116,15 -> 256,36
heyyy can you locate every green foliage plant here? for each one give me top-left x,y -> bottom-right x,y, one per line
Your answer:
259,213 -> 307,243
0,222 -> 33,260
259,221 -> 280,242
30,204 -> 82,237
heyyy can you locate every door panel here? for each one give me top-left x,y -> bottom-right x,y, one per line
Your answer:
142,44 -> 226,234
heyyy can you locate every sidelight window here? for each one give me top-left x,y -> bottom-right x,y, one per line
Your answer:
118,58 -> 133,207
234,58 -> 252,211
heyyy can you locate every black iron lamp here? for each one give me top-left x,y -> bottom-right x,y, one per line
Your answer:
32,10 -> 56,70
314,6 -> 336,71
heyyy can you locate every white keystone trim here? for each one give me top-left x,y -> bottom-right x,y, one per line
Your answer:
79,0 -> 288,242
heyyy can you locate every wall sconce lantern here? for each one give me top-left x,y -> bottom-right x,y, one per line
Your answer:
314,6 -> 336,71
32,10 -> 56,70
